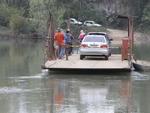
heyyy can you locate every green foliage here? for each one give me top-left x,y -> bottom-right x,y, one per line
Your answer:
20,19 -> 38,34
29,0 -> 66,35
9,15 -> 38,34
134,43 -> 150,60
0,0 -> 30,17
138,3 -> 150,33
0,4 -> 21,26
0,5 -> 9,26
142,4 -> 150,22
1,0 -> 150,35
9,15 -> 26,33
0,3 -> 37,34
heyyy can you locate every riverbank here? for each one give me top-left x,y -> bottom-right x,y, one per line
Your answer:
0,26 -> 44,39
107,28 -> 149,46
0,26 -> 149,43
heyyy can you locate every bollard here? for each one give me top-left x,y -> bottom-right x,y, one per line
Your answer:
121,38 -> 129,60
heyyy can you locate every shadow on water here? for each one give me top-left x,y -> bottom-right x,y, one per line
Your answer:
48,69 -> 131,76
46,70 -> 131,83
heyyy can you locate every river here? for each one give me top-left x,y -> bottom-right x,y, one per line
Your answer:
0,39 -> 150,113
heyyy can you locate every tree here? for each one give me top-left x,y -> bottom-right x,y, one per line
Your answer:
0,0 -> 30,17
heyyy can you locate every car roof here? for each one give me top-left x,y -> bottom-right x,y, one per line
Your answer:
85,34 -> 105,38
87,32 -> 107,35
83,35 -> 106,42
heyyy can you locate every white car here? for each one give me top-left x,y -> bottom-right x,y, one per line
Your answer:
84,21 -> 101,27
79,35 -> 111,60
87,32 -> 113,42
69,18 -> 82,25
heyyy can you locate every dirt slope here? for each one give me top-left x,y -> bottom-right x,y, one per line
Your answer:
107,28 -> 144,45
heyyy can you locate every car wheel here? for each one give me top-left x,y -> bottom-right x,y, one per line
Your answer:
80,55 -> 84,60
104,56 -> 108,60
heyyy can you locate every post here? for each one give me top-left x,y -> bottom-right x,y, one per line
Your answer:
67,17 -> 70,30
121,38 -> 129,60
47,13 -> 56,60
65,45 -> 68,60
128,16 -> 134,68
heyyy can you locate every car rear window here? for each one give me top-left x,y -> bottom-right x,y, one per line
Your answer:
83,36 -> 106,43
88,33 -> 106,35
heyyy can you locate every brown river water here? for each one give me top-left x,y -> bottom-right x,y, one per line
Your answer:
0,39 -> 150,113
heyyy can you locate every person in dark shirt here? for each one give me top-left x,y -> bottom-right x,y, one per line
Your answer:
64,29 -> 74,55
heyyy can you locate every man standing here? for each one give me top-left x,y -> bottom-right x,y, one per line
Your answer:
64,29 -> 74,55
54,28 -> 65,59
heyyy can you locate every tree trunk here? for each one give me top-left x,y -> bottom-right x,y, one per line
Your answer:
47,13 -> 56,60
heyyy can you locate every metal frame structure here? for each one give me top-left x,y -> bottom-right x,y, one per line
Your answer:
118,15 -> 134,68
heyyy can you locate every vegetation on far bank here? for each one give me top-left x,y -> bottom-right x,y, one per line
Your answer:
0,0 -> 150,38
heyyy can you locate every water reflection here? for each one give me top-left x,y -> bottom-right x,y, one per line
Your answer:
48,75 -> 132,113
0,39 -> 44,77
130,71 -> 150,113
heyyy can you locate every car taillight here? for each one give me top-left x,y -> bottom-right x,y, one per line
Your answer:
81,44 -> 88,48
100,44 -> 108,48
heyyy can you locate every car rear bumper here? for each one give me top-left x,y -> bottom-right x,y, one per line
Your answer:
80,48 -> 109,56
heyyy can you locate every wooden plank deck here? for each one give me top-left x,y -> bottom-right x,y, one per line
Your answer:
44,54 -> 131,71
